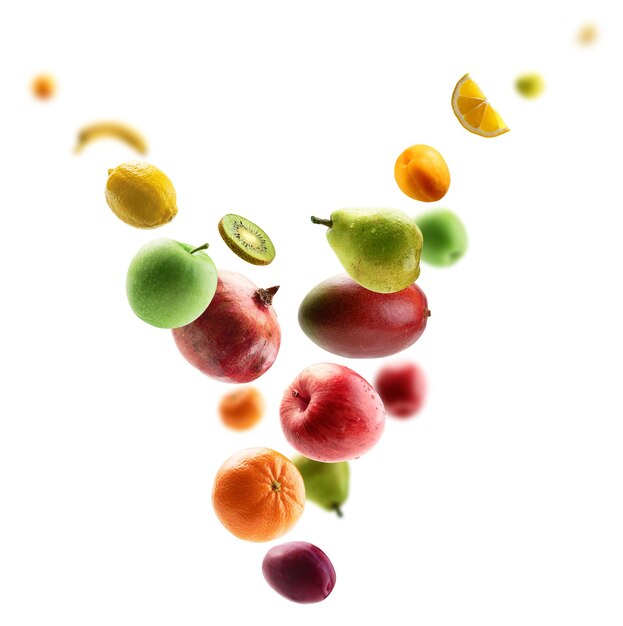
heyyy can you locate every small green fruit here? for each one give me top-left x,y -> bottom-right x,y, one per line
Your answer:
292,456 -> 350,517
126,238 -> 217,329
415,209 -> 468,267
515,73 -> 545,99
311,208 -> 423,293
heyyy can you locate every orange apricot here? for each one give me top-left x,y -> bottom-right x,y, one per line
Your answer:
31,74 -> 56,100
394,144 -> 450,202
218,386 -> 264,431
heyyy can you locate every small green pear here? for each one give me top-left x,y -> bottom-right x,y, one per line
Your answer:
292,456 -> 350,517
311,208 -> 423,293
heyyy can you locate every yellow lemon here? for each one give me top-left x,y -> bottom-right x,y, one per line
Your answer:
105,161 -> 177,229
451,74 -> 509,138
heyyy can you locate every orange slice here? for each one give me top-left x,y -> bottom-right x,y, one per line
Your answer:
451,74 -> 509,138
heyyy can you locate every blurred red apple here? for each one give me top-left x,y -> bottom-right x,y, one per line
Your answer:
280,363 -> 385,462
374,361 -> 426,418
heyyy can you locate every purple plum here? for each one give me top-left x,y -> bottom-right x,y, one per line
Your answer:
262,541 -> 336,603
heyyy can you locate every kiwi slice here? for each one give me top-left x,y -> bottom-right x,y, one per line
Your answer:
218,213 -> 276,266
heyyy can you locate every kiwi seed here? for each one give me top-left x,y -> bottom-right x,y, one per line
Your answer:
218,213 -> 276,266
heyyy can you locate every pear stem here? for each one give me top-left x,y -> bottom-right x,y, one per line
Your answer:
256,286 -> 280,307
189,243 -> 209,254
332,503 -> 343,518
311,216 -> 332,228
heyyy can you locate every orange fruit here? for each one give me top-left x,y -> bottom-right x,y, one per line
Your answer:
218,386 -> 264,431
394,144 -> 450,202
212,447 -> 305,542
31,74 -> 56,100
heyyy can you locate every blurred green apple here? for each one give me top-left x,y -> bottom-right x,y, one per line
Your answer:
126,238 -> 217,328
515,73 -> 545,99
415,209 -> 468,267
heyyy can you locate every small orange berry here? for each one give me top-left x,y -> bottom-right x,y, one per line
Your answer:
218,386 -> 264,431
31,74 -> 56,100
394,144 -> 450,202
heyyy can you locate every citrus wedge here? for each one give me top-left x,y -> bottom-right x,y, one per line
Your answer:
451,74 -> 509,138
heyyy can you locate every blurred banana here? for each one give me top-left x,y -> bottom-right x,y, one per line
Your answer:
74,121 -> 148,154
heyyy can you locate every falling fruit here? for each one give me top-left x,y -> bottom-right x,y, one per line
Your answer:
451,74 -> 509,137
311,208 -> 423,293
75,121 -> 148,155
31,74 -> 56,100
172,270 -> 281,384
298,274 -> 430,358
262,542 -> 336,604
212,447 -> 305,542
515,73 -> 545,99
394,144 -> 450,202
126,239 -> 217,329
105,161 -> 177,229
578,23 -> 598,45
292,456 -> 350,517
280,363 -> 386,462
218,387 -> 264,431
414,209 -> 468,267
218,214 -> 276,266
374,361 -> 427,418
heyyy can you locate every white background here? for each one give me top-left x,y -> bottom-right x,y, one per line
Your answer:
1,1 -> 622,624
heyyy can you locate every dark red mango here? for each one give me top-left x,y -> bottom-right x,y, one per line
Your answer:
298,274 -> 429,358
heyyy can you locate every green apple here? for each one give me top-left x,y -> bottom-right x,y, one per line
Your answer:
126,238 -> 217,328
515,73 -> 545,99
414,209 -> 468,267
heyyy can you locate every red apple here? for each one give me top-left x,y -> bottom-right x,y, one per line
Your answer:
280,363 -> 385,462
374,361 -> 426,418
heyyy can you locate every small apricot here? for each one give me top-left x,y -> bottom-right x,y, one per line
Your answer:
394,144 -> 450,202
218,386 -> 264,431
31,74 -> 56,100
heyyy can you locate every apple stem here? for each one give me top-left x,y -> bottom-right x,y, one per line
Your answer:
425,308 -> 432,317
256,286 -> 279,307
190,243 -> 210,254
311,216 -> 332,228
332,504 -> 343,518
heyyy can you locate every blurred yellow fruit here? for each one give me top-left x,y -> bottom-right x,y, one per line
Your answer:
451,74 -> 509,138
578,23 -> 598,45
515,73 -> 545,99
105,161 -> 177,229
75,122 -> 148,155
31,74 -> 56,100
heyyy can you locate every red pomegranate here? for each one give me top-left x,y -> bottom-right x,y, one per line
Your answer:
172,270 -> 281,383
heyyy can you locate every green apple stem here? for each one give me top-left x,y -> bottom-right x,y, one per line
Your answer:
256,286 -> 280,307
189,243 -> 210,254
311,216 -> 333,228
332,503 -> 343,518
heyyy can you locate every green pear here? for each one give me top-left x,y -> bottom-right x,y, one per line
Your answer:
292,456 -> 350,517
311,208 -> 423,293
